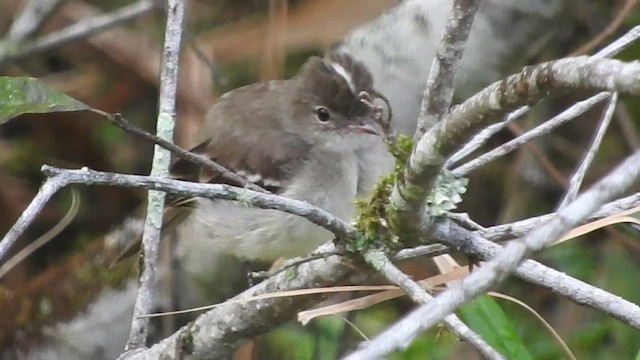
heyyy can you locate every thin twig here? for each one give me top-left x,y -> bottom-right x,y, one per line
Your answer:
559,93 -> 618,208
0,175 -> 67,263
480,193 -> 640,242
5,0 -> 64,43
250,249 -> 344,279
0,188 -> 79,278
570,0 -> 638,56
362,249 -> 505,360
413,0 -> 482,140
447,24 -> 640,169
452,92 -> 611,176
126,0 -> 183,350
347,148 -> 640,359
506,122 -> 568,188
446,106 -> 530,167
0,0 -> 157,66
41,165 -> 357,240
184,31 -> 227,90
593,24 -> 640,58
393,244 -> 450,261
97,111 -> 266,192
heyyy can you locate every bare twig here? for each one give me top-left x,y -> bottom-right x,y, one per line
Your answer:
99,112 -> 266,192
250,249 -> 345,279
41,166 -> 357,240
569,0 -> 638,56
593,24 -> 640,58
393,244 -> 449,261
390,57 -> 640,243
0,188 -> 79,278
184,31 -> 227,90
362,249 -> 505,360
452,92 -> 611,176
348,148 -> 640,359
480,193 -> 640,241
433,220 -> 640,329
413,0 -> 482,140
558,93 -> 618,208
446,106 -> 530,167
0,175 -> 67,262
5,0 -> 64,43
0,0 -> 157,66
126,0 -> 183,350
447,24 -> 640,169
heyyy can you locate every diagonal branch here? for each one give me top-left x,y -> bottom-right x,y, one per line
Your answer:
0,174 -> 67,262
390,56 -> 640,244
0,0 -> 157,67
431,220 -> 640,330
363,249 -> 504,360
5,0 -> 64,43
452,91 -> 611,176
558,93 -> 618,208
349,146 -> 640,359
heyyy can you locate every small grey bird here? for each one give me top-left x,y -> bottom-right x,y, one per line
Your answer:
132,52 -> 393,304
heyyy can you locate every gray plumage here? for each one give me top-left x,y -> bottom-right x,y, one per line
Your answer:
167,53 -> 392,304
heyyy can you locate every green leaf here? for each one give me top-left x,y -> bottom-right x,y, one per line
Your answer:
0,76 -> 90,123
458,295 -> 532,360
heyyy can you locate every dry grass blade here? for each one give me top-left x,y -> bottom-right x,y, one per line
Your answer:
0,188 -> 80,278
298,267 -> 469,324
555,205 -> 640,244
140,285 -> 399,319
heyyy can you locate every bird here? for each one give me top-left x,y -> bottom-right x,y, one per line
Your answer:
110,51 -> 393,305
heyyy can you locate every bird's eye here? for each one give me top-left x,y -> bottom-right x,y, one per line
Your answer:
315,106 -> 331,123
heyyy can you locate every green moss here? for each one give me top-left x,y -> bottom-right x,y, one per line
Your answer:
350,134 -> 468,251
285,266 -> 299,281
177,326 -> 195,355
350,135 -> 413,253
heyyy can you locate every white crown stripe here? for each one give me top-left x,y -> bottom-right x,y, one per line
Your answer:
329,61 -> 356,94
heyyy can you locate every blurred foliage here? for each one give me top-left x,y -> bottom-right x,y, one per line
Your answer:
0,0 -> 639,359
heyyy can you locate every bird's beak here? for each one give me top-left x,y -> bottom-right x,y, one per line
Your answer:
347,117 -> 384,137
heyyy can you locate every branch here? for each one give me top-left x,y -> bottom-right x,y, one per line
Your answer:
5,0 -> 64,43
127,252 -> 360,359
125,0 -> 183,349
363,249 -> 504,360
432,220 -> 640,329
0,174 -> 67,262
447,24 -> 640,168
480,192 -> 640,241
0,0 -> 157,67
103,113 -> 267,192
558,93 -> 618,207
40,166 -> 356,240
349,148 -> 640,358
452,91 -> 611,176
390,56 -> 640,244
412,0 -> 481,140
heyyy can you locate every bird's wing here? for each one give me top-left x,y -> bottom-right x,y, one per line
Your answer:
171,80 -> 312,194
